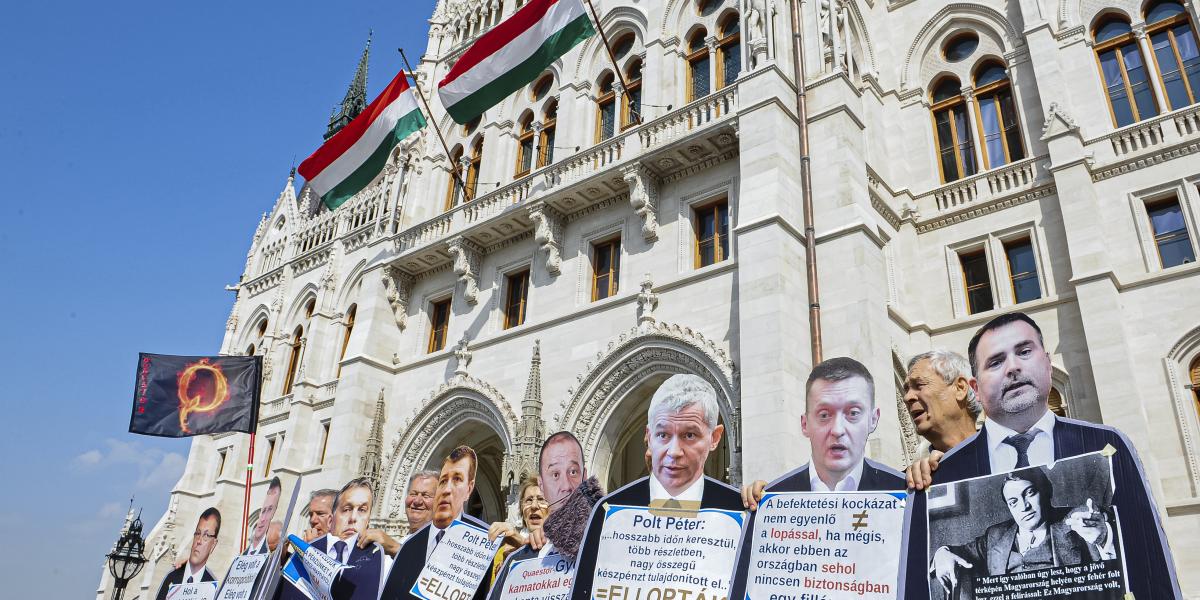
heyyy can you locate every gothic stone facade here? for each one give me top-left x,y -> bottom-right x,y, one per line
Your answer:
99,0 -> 1200,597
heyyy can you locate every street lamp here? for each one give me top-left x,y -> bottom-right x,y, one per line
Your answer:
106,512 -> 147,600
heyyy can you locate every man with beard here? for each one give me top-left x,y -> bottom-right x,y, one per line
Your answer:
403,470 -> 439,542
487,431 -> 605,600
730,357 -> 905,600
569,374 -> 742,600
245,477 -> 282,555
380,446 -> 493,600
903,312 -> 1180,600
154,508 -> 221,600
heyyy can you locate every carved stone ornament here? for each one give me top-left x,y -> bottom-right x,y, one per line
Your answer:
446,236 -> 483,305
381,266 -> 415,329
452,337 -> 472,375
1040,102 -> 1080,141
635,273 -> 659,329
527,201 -> 564,276
622,163 -> 660,242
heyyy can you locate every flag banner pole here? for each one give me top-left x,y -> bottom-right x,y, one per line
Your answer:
241,431 -> 255,551
582,0 -> 640,124
398,48 -> 470,201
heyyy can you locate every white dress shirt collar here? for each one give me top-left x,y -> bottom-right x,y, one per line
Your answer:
984,409 -> 1057,472
426,516 -> 459,559
181,561 -> 206,583
329,533 -> 357,563
649,473 -> 705,502
808,459 -> 865,492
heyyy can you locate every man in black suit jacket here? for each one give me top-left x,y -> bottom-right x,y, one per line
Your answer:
731,357 -> 907,600
381,445 -> 494,600
569,374 -> 744,600
904,312 -> 1181,600
155,507 -> 221,600
244,477 -> 282,556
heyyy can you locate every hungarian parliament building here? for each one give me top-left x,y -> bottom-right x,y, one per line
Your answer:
99,0 -> 1200,596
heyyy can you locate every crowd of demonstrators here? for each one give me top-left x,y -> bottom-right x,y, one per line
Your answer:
154,310 -> 1181,600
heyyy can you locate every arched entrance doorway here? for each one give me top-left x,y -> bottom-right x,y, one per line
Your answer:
423,421 -> 507,523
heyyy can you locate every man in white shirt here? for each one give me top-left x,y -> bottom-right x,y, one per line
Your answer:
154,508 -> 220,600
400,470 -> 439,544
277,489 -> 337,600
319,477 -> 393,600
244,477 -> 281,555
569,374 -> 743,600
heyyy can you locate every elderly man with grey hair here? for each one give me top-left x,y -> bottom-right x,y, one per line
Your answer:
568,374 -> 743,600
902,350 -> 985,490
402,469 -> 440,541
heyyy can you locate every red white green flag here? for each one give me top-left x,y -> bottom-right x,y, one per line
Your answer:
299,71 -> 426,210
438,0 -> 595,124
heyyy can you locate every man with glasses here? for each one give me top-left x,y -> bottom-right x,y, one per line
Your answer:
154,507 -> 220,600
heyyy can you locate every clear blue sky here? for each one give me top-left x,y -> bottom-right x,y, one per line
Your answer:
0,1 -> 435,596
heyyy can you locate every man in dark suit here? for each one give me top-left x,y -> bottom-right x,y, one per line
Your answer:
154,507 -> 221,600
380,445 -> 494,600
569,374 -> 744,600
904,312 -> 1181,599
275,489 -> 337,600
731,357 -> 907,600
245,477 -> 282,555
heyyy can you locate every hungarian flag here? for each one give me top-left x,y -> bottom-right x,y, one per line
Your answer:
438,0 -> 595,124
299,71 -> 426,210
129,353 -> 262,438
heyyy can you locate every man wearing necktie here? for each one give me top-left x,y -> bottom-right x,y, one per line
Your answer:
730,357 -> 906,600
244,477 -> 281,555
311,477 -> 393,600
903,312 -> 1181,599
568,374 -> 743,600
380,445 -> 493,600
154,508 -> 220,600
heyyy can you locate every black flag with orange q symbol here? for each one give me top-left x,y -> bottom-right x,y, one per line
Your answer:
129,353 -> 262,437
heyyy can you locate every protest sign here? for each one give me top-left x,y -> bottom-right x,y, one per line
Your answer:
410,518 -> 501,600
215,555 -> 269,600
926,451 -> 1129,600
498,554 -> 574,600
590,505 -> 743,600
741,491 -> 907,600
282,534 -> 349,600
168,581 -> 218,600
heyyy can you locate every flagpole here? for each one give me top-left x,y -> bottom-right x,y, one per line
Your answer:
398,48 -> 470,202
582,0 -> 640,124
241,432 -> 255,551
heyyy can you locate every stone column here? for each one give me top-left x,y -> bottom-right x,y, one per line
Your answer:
1133,23 -> 1172,114
961,86 -> 988,172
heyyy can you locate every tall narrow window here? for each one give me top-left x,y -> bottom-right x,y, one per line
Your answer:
304,298 -> 316,320
960,250 -> 994,314
318,422 -> 330,465
717,14 -> 741,89
539,100 -> 557,167
1004,238 -> 1042,304
597,72 -> 616,142
592,238 -> 621,301
516,113 -> 535,176
1147,196 -> 1196,267
466,139 -> 483,200
245,343 -> 255,357
687,29 -> 711,101
446,145 -> 465,210
974,62 -> 1026,169
623,60 -> 643,129
1146,1 -> 1200,110
931,77 -> 977,182
695,199 -> 730,267
283,325 -> 303,394
1048,388 -> 1067,417
215,449 -> 228,484
503,269 -> 531,329
1190,356 -> 1200,416
337,304 -> 356,377
1094,16 -> 1160,127
263,437 -> 277,475
428,299 -> 451,353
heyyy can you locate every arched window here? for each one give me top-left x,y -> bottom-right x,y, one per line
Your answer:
717,14 -> 741,89
446,144 -> 465,209
1094,15 -> 1159,127
612,33 -> 635,61
516,113 -> 535,177
539,99 -> 557,167
466,138 -> 483,200
304,298 -> 316,320
531,74 -> 553,102
245,343 -> 256,357
596,72 -> 616,142
623,59 -> 643,128
697,0 -> 720,17
283,325 -> 303,395
1146,0 -> 1200,110
256,319 -> 268,338
1190,355 -> 1200,416
973,61 -> 1026,169
943,32 -> 979,62
1047,387 -> 1067,417
931,77 -> 977,182
337,304 -> 356,377
687,29 -> 711,101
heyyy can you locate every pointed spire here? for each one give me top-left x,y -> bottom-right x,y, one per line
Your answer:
359,389 -> 386,498
325,31 -> 373,140
521,340 -> 543,418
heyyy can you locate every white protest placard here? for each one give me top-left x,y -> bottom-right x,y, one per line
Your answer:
498,553 -> 574,600
744,492 -> 907,600
167,581 -> 218,600
591,505 -> 745,600
282,534 -> 350,600
410,519 -> 501,600
214,555 -> 269,600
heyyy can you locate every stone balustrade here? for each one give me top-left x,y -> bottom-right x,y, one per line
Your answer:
919,155 -> 1048,214
1086,103 -> 1200,165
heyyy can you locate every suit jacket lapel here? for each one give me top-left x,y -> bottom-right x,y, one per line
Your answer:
988,524 -> 1018,575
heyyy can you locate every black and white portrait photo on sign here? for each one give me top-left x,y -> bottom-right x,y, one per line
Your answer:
926,450 -> 1129,600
